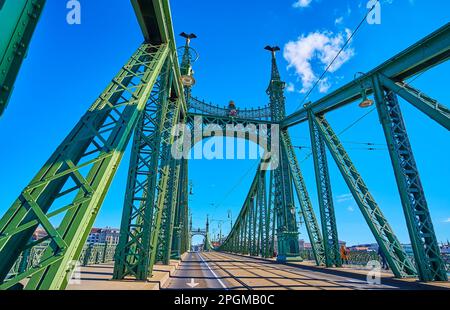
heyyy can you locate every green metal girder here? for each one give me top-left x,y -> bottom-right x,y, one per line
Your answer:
267,170 -> 276,257
218,166 -> 274,258
308,110 -> 341,267
146,89 -> 182,275
132,0 -> 187,115
0,0 -> 46,116
179,159 -> 190,254
171,158 -> 188,259
257,171 -> 267,256
113,62 -> 183,280
281,130 -> 325,265
0,43 -> 169,290
373,76 -> 448,282
157,122 -> 182,264
264,49 -> 300,261
272,143 -> 300,260
378,75 -> 450,131
218,166 -> 272,256
113,59 -> 172,280
311,113 -> 417,278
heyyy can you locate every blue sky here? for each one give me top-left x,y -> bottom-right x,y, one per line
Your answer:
0,0 -> 448,246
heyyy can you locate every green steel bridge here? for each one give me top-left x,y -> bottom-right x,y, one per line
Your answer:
0,0 -> 449,290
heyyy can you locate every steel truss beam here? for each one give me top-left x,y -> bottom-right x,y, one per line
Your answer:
267,170 -> 276,257
0,0 -> 46,116
138,92 -> 182,276
113,58 -> 172,280
310,113 -> 417,278
113,58 -> 183,280
373,75 -> 448,282
219,166 -> 274,258
266,48 -> 300,261
281,130 -> 325,265
172,158 -> 189,258
378,75 -> 450,131
308,111 -> 341,267
0,43 -> 169,290
257,171 -> 268,257
156,116 -> 183,265
273,138 -> 300,260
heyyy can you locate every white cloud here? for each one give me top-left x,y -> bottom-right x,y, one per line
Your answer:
283,29 -> 355,94
318,78 -> 331,93
335,16 -> 344,25
286,82 -> 295,92
292,0 -> 313,8
444,218 -> 450,223
336,193 -> 353,203
347,206 -> 355,212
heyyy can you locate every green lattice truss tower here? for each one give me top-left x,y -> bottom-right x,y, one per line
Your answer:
0,0 -> 46,117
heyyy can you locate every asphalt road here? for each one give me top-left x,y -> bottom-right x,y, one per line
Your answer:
163,252 -> 228,290
163,251 -> 447,290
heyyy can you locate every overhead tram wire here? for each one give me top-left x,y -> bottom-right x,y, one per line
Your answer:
290,135 -> 385,146
294,145 -> 387,152
211,159 -> 261,217
298,107 -> 378,163
340,141 -> 385,146
337,107 -> 377,135
294,0 -> 380,111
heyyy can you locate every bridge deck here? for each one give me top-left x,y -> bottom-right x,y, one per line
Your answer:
66,260 -> 182,290
164,252 -> 450,290
65,252 -> 450,290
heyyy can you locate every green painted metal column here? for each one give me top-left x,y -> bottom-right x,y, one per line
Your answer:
379,75 -> 450,131
281,130 -> 325,265
146,81 -> 183,275
257,172 -> 265,257
373,75 -> 448,282
308,110 -> 341,267
310,113 -> 417,278
113,57 -> 173,281
172,158 -> 188,258
0,43 -> 169,290
157,150 -> 182,265
265,47 -> 300,261
0,0 -> 46,116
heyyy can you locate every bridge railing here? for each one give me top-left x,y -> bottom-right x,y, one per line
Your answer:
78,243 -> 117,267
189,96 -> 272,120
300,249 -> 450,273
7,242 -> 117,280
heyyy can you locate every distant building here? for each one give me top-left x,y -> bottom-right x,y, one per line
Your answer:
32,227 -> 48,241
402,244 -> 414,256
348,243 -> 378,252
299,239 -> 347,251
298,239 -> 305,250
87,227 -> 120,245
441,242 -> 450,255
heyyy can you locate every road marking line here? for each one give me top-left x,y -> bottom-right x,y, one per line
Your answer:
198,252 -> 228,290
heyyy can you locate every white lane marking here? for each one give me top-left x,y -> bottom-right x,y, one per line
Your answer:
187,278 -> 200,288
198,252 -> 228,290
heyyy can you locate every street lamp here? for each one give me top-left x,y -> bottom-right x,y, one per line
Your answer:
227,210 -> 233,230
355,72 -> 374,108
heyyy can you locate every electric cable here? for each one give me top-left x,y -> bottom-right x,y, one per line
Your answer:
295,0 -> 380,111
